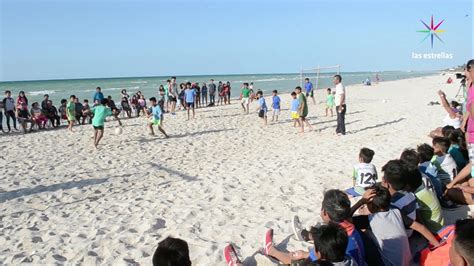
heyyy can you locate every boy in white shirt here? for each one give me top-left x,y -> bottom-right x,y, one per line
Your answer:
345,148 -> 378,197
431,137 -> 458,186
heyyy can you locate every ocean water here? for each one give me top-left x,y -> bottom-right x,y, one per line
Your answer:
0,71 -> 436,104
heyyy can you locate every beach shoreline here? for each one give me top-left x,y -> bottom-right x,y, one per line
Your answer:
0,73 -> 469,265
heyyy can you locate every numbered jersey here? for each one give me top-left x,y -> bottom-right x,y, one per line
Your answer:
353,163 -> 378,188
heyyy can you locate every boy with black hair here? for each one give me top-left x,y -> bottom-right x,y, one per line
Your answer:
346,148 -> 377,197
153,237 -> 191,266
351,185 -> 440,266
91,98 -> 117,148
184,82 -> 196,120
450,219 -> 474,265
308,224 -> 356,266
290,91 -> 301,128
432,136 -> 458,186
400,149 -> 444,232
263,189 -> 365,265
240,83 -> 251,114
147,97 -> 169,138
271,90 -> 281,122
295,86 -> 313,133
417,143 -> 444,198
256,91 -> 268,126
380,160 -> 418,236
66,95 -> 76,132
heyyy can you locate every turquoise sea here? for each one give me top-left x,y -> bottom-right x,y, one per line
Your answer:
0,71 -> 436,104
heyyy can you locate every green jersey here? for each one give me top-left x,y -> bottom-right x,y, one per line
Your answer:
241,88 -> 251,98
298,93 -> 308,116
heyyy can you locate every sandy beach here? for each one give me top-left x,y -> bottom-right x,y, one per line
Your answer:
0,74 -> 469,265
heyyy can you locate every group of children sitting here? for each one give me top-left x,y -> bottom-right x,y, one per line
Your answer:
151,133 -> 474,265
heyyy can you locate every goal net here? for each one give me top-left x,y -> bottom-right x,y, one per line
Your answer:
299,65 -> 341,90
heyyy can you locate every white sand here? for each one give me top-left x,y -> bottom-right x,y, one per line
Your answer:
0,74 -> 469,265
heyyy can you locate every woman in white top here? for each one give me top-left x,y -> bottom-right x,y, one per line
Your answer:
430,90 -> 462,137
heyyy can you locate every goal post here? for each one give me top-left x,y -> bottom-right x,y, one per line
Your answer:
299,65 -> 341,89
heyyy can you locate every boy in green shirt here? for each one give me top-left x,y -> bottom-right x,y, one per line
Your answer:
66,95 -> 76,132
91,99 -> 120,148
240,83 -> 251,114
295,86 -> 313,133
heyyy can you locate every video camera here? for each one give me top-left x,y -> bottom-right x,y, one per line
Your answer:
456,73 -> 466,79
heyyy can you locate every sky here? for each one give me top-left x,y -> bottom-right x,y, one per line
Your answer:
0,0 -> 472,81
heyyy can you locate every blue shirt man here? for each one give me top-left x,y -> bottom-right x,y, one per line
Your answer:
93,88 -> 104,104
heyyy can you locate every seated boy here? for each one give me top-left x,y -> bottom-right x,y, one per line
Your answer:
432,137 -> 458,187
352,184 -> 441,266
346,148 -> 378,197
417,144 -> 443,199
152,237 -> 191,266
380,160 -> 418,236
262,189 -> 365,265
298,224 -> 357,266
400,148 -> 444,232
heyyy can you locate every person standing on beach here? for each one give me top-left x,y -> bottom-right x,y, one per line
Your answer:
295,86 -> 313,133
194,83 -> 201,108
66,95 -> 77,132
170,77 -> 178,114
2,90 -> 17,132
184,82 -> 196,120
41,94 -> 49,110
208,79 -> 216,106
334,74 -> 346,136
164,79 -> 171,113
201,82 -> 208,106
240,83 -> 251,114
305,78 -> 316,105
93,87 -> 104,105
226,81 -> 232,104
217,81 -> 224,106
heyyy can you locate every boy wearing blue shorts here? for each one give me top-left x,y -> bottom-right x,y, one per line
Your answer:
345,148 -> 378,197
147,97 -> 169,138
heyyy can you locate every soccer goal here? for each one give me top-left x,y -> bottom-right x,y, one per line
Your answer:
299,65 -> 341,89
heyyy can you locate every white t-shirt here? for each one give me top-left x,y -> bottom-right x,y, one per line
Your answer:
433,154 -> 457,184
353,163 -> 378,190
335,83 -> 345,106
443,114 -> 461,128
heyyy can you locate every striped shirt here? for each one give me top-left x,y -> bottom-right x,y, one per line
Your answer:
391,191 -> 418,237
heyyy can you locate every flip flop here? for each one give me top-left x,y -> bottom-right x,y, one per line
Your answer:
223,243 -> 241,266
263,229 -> 273,256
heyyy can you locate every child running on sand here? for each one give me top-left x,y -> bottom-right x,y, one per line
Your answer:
256,91 -> 267,126
91,99 -> 119,148
290,92 -> 301,128
345,148 -> 378,197
326,88 -> 335,117
147,97 -> 169,137
66,95 -> 76,132
271,90 -> 281,122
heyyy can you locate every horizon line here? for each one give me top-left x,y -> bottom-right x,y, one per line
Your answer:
0,69 -> 442,84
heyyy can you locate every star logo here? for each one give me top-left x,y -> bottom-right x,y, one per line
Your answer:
417,15 -> 446,48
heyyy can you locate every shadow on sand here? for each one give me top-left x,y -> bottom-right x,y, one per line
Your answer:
0,178 -> 109,203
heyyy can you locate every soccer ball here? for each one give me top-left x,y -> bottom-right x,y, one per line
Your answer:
115,127 -> 123,135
